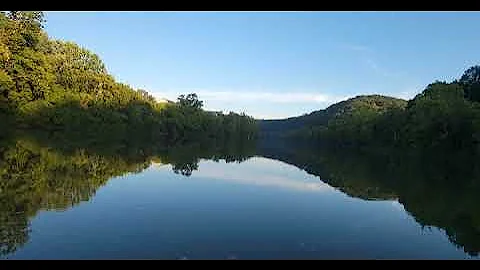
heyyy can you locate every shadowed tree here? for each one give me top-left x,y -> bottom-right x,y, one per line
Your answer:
0,12 -> 258,141
459,65 -> 480,102
177,93 -> 203,109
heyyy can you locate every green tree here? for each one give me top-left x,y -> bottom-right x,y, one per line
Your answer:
177,93 -> 203,109
459,65 -> 480,102
0,11 -> 258,147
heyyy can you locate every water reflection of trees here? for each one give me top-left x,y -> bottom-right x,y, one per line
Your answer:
257,138 -> 480,257
0,130 -> 256,257
3,130 -> 480,258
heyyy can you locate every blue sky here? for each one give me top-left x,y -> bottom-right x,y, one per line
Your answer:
44,12 -> 480,119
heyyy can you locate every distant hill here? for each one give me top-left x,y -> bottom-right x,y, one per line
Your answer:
258,95 -> 407,137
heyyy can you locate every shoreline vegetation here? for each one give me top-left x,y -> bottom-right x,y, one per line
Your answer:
0,12 -> 258,144
2,11 -> 480,159
2,11 -> 480,258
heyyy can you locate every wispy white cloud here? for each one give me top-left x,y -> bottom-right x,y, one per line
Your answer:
365,58 -> 380,72
198,91 -> 341,104
364,58 -> 402,78
342,43 -> 402,79
148,86 -> 423,119
150,89 -> 348,105
396,86 -> 421,100
148,88 -> 354,119
342,43 -> 374,54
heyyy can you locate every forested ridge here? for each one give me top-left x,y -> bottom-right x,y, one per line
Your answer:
256,63 -> 480,257
259,66 -> 480,158
258,94 -> 407,141
2,10 -> 480,259
0,11 -> 258,143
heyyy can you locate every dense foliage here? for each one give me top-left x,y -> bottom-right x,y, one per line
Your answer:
256,64 -> 480,256
3,10 -> 480,259
258,95 -> 407,142
0,11 -> 259,257
259,66 -> 480,157
0,11 -> 257,142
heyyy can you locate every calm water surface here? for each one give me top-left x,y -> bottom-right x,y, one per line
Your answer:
1,156 -> 476,259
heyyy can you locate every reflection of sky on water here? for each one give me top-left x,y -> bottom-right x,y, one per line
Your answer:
6,156 -> 475,259
188,157 -> 335,193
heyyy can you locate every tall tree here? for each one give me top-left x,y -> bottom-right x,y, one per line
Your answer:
177,93 -> 203,109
